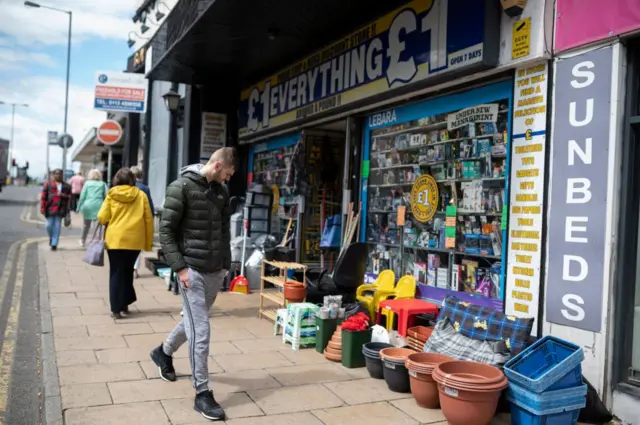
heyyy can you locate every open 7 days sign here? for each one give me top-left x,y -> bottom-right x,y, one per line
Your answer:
238,0 -> 500,138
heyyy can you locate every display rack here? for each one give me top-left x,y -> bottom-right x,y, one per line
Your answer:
363,86 -> 511,311
259,259 -> 307,322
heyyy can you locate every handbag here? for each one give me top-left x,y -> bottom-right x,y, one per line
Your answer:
83,224 -> 105,267
63,213 -> 71,228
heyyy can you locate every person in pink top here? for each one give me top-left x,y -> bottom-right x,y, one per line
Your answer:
69,172 -> 85,212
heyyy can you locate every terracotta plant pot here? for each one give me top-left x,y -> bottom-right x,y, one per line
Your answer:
328,340 -> 342,350
434,361 -> 505,385
409,374 -> 440,408
404,353 -> 453,409
407,326 -> 433,343
436,382 -> 503,425
324,348 -> 341,362
284,284 -> 306,302
432,361 -> 507,425
326,345 -> 341,356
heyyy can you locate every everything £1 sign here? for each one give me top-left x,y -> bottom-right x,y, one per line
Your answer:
238,0 -> 500,138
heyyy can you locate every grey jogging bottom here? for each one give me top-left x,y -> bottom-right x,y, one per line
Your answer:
162,268 -> 225,393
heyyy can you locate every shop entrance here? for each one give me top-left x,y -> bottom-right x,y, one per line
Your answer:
247,119 -> 352,269
298,120 -> 348,268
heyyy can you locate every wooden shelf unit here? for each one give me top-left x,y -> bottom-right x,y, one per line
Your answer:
259,260 -> 307,321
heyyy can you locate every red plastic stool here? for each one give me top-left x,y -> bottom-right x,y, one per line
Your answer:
377,299 -> 439,338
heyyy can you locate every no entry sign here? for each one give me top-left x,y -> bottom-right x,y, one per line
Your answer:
97,120 -> 123,145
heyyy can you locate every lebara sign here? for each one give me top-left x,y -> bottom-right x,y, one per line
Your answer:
238,0 -> 500,138
545,46 -> 614,332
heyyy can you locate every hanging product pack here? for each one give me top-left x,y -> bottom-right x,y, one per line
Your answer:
320,215 -> 342,248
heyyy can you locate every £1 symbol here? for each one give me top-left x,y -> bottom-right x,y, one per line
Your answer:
416,189 -> 431,208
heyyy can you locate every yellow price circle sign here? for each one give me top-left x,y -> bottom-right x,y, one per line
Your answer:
410,174 -> 439,223
271,185 -> 280,214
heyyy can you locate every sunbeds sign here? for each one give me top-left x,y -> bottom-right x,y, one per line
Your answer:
238,0 -> 499,138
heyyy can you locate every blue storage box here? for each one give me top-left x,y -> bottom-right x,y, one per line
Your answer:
508,402 -> 582,425
507,381 -> 587,413
504,336 -> 584,393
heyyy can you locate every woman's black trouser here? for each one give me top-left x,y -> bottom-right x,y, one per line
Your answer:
107,249 -> 140,313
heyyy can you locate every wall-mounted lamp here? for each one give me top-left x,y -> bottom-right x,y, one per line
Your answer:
127,31 -> 148,48
162,89 -> 180,113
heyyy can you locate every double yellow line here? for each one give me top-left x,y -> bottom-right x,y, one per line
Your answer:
0,236 -> 47,419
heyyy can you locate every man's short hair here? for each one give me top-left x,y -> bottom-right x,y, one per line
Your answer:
208,147 -> 237,169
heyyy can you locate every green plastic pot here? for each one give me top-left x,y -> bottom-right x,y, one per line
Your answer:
341,328 -> 373,368
315,317 -> 339,354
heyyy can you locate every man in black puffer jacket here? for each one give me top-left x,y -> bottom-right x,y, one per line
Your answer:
150,147 -> 236,421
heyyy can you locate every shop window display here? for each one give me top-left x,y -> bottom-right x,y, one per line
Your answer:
362,85 -> 511,310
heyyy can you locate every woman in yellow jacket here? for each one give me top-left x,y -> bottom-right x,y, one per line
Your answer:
98,167 -> 154,319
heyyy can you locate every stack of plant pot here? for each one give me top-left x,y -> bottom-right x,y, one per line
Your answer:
362,342 -> 394,379
323,326 -> 342,362
284,280 -> 306,303
432,360 -> 508,425
404,352 -> 453,408
379,348 -> 415,393
406,326 -> 433,351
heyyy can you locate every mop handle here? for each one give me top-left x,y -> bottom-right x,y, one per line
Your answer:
240,219 -> 248,275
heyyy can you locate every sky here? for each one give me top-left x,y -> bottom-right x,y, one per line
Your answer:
0,0 -> 138,178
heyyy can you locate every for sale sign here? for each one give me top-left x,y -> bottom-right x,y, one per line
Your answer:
94,71 -> 148,113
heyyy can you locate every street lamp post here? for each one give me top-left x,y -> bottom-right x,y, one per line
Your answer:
24,1 -> 72,176
0,101 -> 29,177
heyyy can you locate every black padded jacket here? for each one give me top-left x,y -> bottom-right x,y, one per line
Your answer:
159,164 -> 231,273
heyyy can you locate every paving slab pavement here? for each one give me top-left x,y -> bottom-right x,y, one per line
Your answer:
39,238 -> 554,425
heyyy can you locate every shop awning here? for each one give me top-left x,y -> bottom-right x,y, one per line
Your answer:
147,0 -> 410,87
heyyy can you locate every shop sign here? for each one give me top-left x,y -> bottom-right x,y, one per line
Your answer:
410,174 -> 439,223
447,104 -> 499,130
94,71 -> 147,113
238,0 -> 500,138
200,112 -> 227,163
504,62 -> 548,334
555,0 -> 640,53
545,46 -> 613,332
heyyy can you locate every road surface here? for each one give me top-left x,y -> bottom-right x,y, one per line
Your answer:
0,185 -> 78,424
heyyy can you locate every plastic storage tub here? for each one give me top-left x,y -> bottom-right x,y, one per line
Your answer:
507,382 -> 587,413
504,336 -> 584,393
508,393 -> 585,425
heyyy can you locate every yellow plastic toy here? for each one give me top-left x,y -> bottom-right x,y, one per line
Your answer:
356,270 -> 395,321
378,275 -> 417,333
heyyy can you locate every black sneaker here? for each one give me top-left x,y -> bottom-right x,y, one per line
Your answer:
50,246 -> 57,251
150,344 -> 176,382
194,390 -> 225,421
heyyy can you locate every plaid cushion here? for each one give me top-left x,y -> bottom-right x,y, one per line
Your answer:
423,318 -> 511,368
437,296 -> 534,355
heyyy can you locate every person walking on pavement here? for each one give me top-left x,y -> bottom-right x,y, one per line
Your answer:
40,168 -> 71,251
76,169 -> 108,247
150,148 -> 235,421
130,165 -> 155,278
69,171 -> 85,212
97,168 -> 153,319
